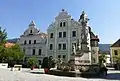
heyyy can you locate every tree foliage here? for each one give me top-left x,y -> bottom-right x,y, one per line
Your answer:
0,27 -> 24,64
27,57 -> 39,68
0,44 -> 24,64
99,54 -> 107,65
0,27 -> 7,45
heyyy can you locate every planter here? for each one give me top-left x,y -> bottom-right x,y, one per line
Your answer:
44,68 -> 49,74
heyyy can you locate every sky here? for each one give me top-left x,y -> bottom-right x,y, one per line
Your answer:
0,0 -> 120,44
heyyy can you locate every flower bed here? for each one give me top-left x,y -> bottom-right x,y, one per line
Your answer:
48,69 -> 100,78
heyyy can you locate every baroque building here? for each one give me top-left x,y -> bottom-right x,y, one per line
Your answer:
18,20 -> 47,64
47,9 -> 99,64
17,9 -> 99,64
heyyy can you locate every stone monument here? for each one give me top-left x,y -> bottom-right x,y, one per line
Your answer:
70,11 -> 91,68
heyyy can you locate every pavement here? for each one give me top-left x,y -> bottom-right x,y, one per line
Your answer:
0,67 -> 119,81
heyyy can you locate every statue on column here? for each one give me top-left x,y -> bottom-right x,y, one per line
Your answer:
72,44 -> 76,55
79,11 -> 89,52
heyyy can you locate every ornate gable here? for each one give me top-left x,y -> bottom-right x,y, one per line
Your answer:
21,20 -> 40,37
55,9 -> 71,20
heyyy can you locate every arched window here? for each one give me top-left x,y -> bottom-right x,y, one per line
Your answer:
29,40 -> 31,44
30,30 -> 32,33
60,22 -> 62,27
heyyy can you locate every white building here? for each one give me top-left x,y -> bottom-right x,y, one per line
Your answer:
47,9 -> 99,63
18,20 -> 47,64
17,9 -> 99,64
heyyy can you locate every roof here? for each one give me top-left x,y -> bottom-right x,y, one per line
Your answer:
90,32 -> 99,41
98,44 -> 111,54
111,39 -> 120,47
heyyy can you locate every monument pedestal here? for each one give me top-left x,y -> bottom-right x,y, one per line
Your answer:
70,51 -> 91,71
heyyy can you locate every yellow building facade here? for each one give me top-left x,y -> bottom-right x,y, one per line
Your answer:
110,39 -> 120,64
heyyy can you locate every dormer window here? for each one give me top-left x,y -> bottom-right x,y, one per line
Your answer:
30,30 -> 32,33
50,33 -> 53,38
60,22 -> 62,27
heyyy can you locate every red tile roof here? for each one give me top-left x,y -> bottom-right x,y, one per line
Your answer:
4,42 -> 15,48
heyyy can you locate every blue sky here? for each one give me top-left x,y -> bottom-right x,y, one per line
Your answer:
0,0 -> 120,44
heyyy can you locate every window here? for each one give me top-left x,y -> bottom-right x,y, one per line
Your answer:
29,40 -> 31,44
58,44 -> 62,50
63,22 -> 66,27
32,49 -> 35,55
63,55 -> 66,59
72,31 -> 76,37
24,40 -> 27,44
50,44 -> 53,50
59,32 -> 62,38
63,32 -> 66,37
39,49 -> 41,55
34,40 -> 36,44
30,30 -> 32,33
63,43 -> 66,50
58,55 -> 61,58
60,22 -> 62,27
50,33 -> 53,38
114,50 -> 118,55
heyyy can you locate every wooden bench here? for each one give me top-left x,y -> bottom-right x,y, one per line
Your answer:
14,65 -> 22,71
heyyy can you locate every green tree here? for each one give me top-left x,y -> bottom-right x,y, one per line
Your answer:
0,45 -> 10,63
0,44 -> 24,64
27,57 -> 39,68
0,27 -> 7,45
9,44 -> 24,64
0,27 -> 24,64
99,54 -> 107,65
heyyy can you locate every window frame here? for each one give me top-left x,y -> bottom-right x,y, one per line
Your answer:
72,31 -> 76,37
63,31 -> 66,37
29,40 -> 31,44
114,50 -> 118,55
32,49 -> 35,55
59,32 -> 62,38
63,43 -> 66,50
60,22 -> 62,27
30,30 -> 32,33
24,40 -> 27,45
50,33 -> 53,38
58,44 -> 62,50
38,49 -> 41,55
50,44 -> 53,50
63,55 -> 66,59
34,40 -> 36,44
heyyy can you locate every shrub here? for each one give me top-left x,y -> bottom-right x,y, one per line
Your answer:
41,56 -> 56,69
27,57 -> 39,68
79,66 -> 89,72
62,65 -> 71,72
